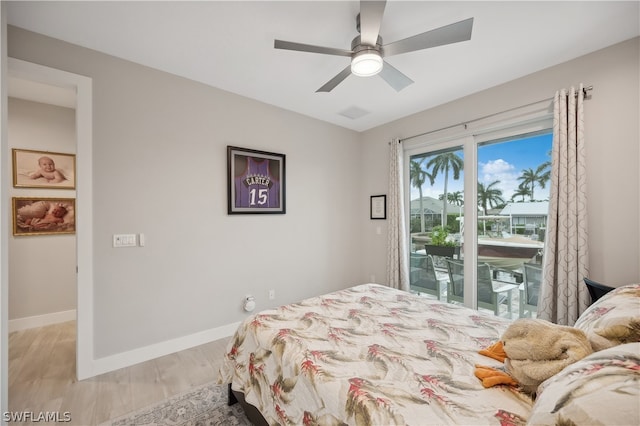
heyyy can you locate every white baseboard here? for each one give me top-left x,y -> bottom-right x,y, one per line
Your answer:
9,309 -> 77,332
10,311 -> 240,380
85,321 -> 241,379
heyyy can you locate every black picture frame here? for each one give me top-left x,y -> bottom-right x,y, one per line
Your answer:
370,195 -> 386,220
227,146 -> 286,214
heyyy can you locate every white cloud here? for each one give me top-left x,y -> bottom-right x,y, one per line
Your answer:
480,159 -> 519,200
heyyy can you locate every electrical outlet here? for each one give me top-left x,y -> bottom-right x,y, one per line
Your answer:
268,289 -> 275,300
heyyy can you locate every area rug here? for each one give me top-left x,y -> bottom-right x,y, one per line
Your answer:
104,382 -> 252,426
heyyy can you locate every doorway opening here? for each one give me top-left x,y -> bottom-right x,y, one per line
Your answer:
4,58 -> 93,381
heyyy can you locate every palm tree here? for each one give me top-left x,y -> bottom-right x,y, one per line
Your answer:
427,152 -> 463,227
438,191 -> 464,206
448,191 -> 464,206
518,163 -> 550,201
511,184 -> 532,202
478,180 -> 505,215
538,161 -> 551,192
410,158 -> 434,232
440,191 -> 464,233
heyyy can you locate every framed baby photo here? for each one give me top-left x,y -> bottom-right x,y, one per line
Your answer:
227,146 -> 286,214
12,148 -> 76,189
12,197 -> 76,236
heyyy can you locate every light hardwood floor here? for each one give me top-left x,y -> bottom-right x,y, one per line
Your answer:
9,321 -> 231,425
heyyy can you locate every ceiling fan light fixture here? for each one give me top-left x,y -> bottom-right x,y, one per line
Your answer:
351,50 -> 383,77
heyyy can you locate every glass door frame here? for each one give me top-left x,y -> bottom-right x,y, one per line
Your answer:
404,135 -> 480,309
402,103 -> 553,310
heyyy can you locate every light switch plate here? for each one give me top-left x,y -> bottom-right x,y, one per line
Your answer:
113,234 -> 137,247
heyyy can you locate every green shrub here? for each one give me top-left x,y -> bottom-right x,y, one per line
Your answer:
430,226 -> 457,247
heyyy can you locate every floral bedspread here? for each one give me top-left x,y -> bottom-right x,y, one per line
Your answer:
219,284 -> 534,425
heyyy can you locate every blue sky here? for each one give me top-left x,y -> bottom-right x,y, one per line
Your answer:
411,132 -> 553,202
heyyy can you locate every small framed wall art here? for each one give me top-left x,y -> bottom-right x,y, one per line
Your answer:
12,148 -> 76,189
370,195 -> 386,220
12,197 -> 76,236
227,146 -> 286,214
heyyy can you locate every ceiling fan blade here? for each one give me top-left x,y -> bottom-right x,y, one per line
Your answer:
379,61 -> 413,92
383,17 -> 474,57
359,0 -> 386,46
274,40 -> 352,57
316,66 -> 352,93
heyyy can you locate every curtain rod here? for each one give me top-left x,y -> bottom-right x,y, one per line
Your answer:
399,85 -> 593,143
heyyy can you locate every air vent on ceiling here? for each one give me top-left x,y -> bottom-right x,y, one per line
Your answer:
339,106 -> 370,120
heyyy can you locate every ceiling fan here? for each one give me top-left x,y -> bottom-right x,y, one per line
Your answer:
274,0 -> 474,93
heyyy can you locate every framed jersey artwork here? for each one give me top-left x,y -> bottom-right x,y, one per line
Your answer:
227,146 -> 286,214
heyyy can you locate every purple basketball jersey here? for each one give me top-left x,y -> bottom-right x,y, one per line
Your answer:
235,157 -> 280,208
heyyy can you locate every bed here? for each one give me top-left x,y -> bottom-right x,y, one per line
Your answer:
219,283 -> 640,425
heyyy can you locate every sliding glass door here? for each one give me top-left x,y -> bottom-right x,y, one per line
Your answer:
406,124 -> 552,319
474,132 -> 551,318
408,146 -> 464,303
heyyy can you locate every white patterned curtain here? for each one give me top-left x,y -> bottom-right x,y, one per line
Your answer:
386,139 -> 410,290
537,85 -> 590,325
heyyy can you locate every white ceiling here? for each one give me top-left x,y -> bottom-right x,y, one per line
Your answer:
6,1 -> 640,132
8,76 -> 77,109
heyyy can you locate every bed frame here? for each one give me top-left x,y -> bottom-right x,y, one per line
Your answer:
227,384 -> 269,426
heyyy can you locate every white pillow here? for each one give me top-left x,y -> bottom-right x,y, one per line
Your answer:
527,342 -> 640,426
574,284 -> 640,351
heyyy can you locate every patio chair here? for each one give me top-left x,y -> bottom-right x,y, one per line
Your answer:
446,259 -> 514,316
519,263 -> 542,318
410,253 -> 446,301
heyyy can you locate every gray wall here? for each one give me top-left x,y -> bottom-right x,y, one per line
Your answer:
8,98 -> 76,322
8,26 -> 365,359
361,37 -> 640,288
